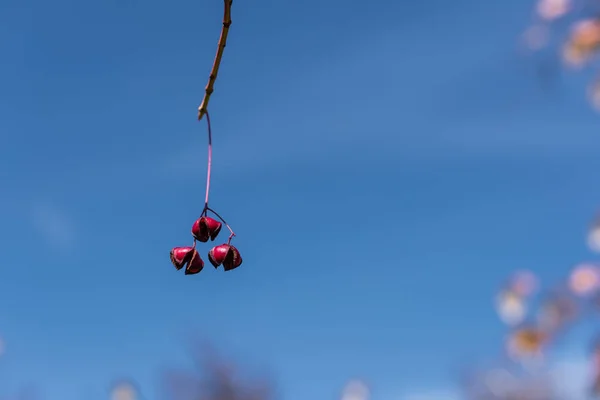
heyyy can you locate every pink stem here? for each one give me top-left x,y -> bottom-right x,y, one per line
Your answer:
206,207 -> 236,242
201,113 -> 235,243
204,111 -> 213,211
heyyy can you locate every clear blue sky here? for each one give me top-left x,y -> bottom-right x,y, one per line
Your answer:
2,0 -> 600,399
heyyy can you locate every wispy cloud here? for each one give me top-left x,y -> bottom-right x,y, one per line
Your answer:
30,201 -> 76,251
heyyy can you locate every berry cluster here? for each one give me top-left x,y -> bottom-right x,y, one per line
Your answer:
169,112 -> 242,275
170,214 -> 242,275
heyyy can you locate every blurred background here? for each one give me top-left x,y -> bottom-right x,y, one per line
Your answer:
2,0 -> 600,398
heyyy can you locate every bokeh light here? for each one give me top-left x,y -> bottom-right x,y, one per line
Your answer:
536,0 -> 570,21
562,19 -> 600,67
340,380 -> 370,400
510,270 -> 539,298
110,381 -> 138,400
569,263 -> 600,296
495,271 -> 538,327
496,290 -> 527,326
507,327 -> 547,360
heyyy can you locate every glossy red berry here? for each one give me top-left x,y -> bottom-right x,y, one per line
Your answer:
185,250 -> 205,275
208,244 -> 243,271
170,247 -> 205,275
170,246 -> 195,270
191,216 -> 222,242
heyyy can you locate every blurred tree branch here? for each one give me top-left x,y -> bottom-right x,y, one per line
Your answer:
163,345 -> 275,400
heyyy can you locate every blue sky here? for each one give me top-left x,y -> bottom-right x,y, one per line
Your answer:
3,0 -> 600,398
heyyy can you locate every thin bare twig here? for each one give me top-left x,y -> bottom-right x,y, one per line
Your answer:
198,0 -> 233,120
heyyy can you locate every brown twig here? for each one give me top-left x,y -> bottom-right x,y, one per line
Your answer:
198,0 -> 233,120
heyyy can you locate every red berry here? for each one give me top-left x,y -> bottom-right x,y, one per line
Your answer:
170,246 -> 195,270
185,250 -> 205,275
208,244 -> 243,271
191,216 -> 222,242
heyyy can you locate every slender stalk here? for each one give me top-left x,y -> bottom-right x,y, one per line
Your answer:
204,111 -> 213,209
197,0 -> 233,121
206,207 -> 236,242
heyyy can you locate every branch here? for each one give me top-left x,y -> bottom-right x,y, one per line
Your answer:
198,0 -> 233,121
